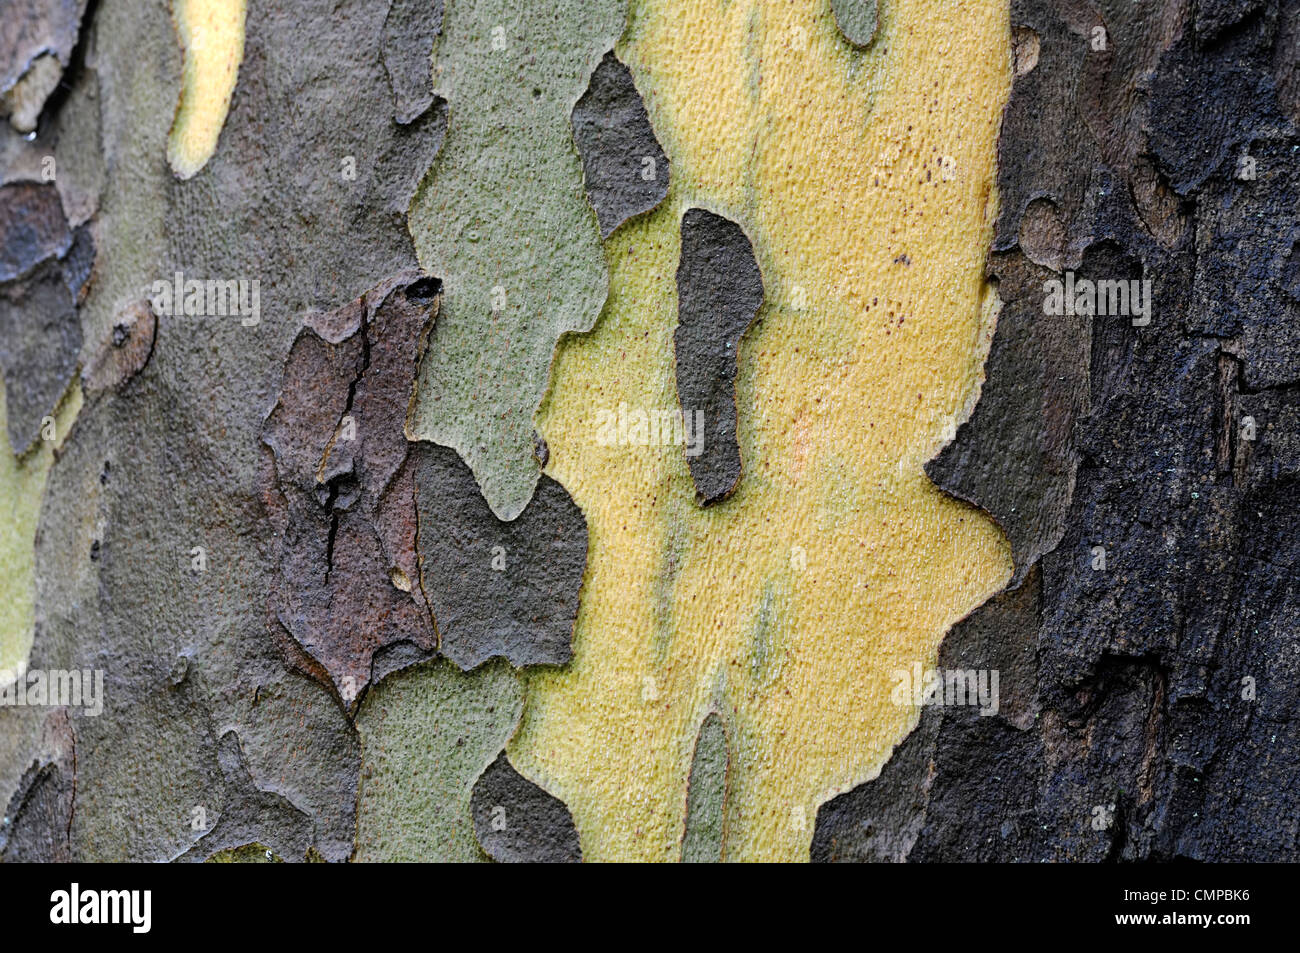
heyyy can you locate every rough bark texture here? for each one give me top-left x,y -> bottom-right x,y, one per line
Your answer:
470,752 -> 582,863
816,0 -> 1300,862
571,50 -> 670,238
0,0 -> 582,863
1,0 -> 1296,863
673,208 -> 765,506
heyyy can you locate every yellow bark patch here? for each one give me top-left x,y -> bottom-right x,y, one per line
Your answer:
509,0 -> 1013,861
0,379 -> 82,676
167,0 -> 246,179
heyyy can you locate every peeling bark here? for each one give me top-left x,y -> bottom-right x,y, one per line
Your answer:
0,0 -> 89,132
1,0 -> 1295,864
571,50 -> 670,238
470,753 -> 582,863
263,273 -> 440,713
818,0 -> 1300,863
673,208 -> 764,506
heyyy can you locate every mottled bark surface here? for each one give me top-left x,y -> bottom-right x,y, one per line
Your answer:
817,0 -> 1300,862
1,0 -> 1296,863
0,0 -> 596,864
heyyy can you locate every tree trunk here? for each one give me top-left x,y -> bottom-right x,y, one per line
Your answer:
1,0 -> 1296,863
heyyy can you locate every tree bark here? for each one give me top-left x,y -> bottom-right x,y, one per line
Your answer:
2,0 -> 1297,863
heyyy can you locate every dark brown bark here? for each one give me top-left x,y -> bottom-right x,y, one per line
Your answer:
815,0 -> 1300,862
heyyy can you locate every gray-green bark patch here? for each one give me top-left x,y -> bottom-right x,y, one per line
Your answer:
406,0 -> 625,521
831,0 -> 879,49
681,712 -> 729,863
354,659 -> 523,862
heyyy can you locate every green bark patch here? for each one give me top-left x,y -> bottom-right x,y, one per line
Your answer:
406,0 -> 625,521
681,712 -> 729,863
830,0 -> 879,49
354,659 -> 523,862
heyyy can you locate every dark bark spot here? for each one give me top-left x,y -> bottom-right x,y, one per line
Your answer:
674,207 -> 764,506
571,50 -> 670,238
415,442 -> 588,670
263,273 -> 440,714
471,753 -> 581,863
